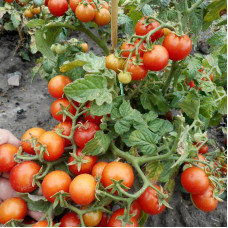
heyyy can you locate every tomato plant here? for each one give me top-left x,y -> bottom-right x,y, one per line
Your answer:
48,0 -> 68,17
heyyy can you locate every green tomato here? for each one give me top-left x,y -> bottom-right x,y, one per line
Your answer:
33,0 -> 43,6
55,44 -> 67,55
118,72 -> 132,84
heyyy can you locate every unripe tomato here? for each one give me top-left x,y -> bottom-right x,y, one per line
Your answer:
91,161 -> 108,178
163,33 -> 192,61
21,127 -> 46,155
163,28 -> 171,36
83,209 -> 102,227
32,220 -> 48,227
55,44 -> 67,55
48,0 -> 68,17
0,144 -> 18,172
42,170 -> 72,202
70,0 -> 82,12
60,212 -> 80,227
30,6 -> 41,15
118,72 -> 132,84
75,4 -> 95,22
24,9 -> 34,18
80,43 -> 89,52
54,122 -> 72,147
48,75 -> 72,99
0,197 -> 27,224
105,54 -> 124,73
94,8 -> 111,26
69,174 -> 96,205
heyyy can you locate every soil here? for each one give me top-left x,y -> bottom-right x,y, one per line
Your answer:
0,31 -> 227,227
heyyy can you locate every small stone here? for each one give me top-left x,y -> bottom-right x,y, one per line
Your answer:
6,72 -> 22,87
17,109 -> 24,115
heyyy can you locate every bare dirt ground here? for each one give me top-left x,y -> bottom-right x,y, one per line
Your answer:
0,31 -> 227,227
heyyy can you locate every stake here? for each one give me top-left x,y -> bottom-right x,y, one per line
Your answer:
110,0 -> 118,53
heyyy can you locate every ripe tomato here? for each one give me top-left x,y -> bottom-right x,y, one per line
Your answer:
32,220 -> 48,227
222,164 -> 227,175
134,39 -> 146,57
105,54 -> 125,73
54,122 -> 72,147
45,0 -> 49,6
30,6 -> 41,15
163,33 -> 192,61
143,45 -> 169,71
130,200 -> 141,219
94,8 -> 111,26
48,0 -> 68,17
108,208 -> 138,227
198,144 -> 209,154
80,43 -> 89,52
124,57 -> 148,81
9,161 -> 40,193
118,72 -> 132,84
60,212 -> 80,227
188,80 -> 195,88
73,122 -> 100,149
42,170 -> 71,203
191,185 -> 218,212
51,98 -> 76,122
190,154 -> 206,168
97,212 -> 108,227
5,0 -> 14,3
21,127 -> 46,155
100,1 -> 110,10
102,161 -> 134,192
83,210 -> 102,227
138,185 -> 166,215
68,148 -> 97,175
17,0 -> 27,6
198,66 -> 204,72
181,167 -> 209,194
0,197 -> 27,224
75,4 -> 95,22
135,17 -> 163,42
24,9 -> 34,19
83,102 -> 103,125
69,174 -> 96,205
0,144 -> 18,172
91,161 -> 108,178
70,0 -> 82,12
210,73 -> 214,82
121,41 -> 135,58
48,75 -> 72,99
37,131 -> 64,161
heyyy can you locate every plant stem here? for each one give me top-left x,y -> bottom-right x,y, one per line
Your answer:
186,0 -> 205,14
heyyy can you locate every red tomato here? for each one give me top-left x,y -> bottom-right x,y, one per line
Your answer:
102,161 -> 134,192
5,0 -> 14,3
21,127 -> 46,155
198,145 -> 209,154
73,122 -> 100,148
181,167 -> 209,194
124,56 -> 148,81
32,220 -> 48,227
70,0 -> 82,12
92,161 -> 108,178
188,80 -> 195,88
134,39 -> 146,57
44,0 -> 49,6
83,103 -> 103,125
135,17 -> 163,42
130,200 -> 141,219
0,197 -> 27,224
17,0 -> 27,6
198,66 -> 204,72
60,212 -> 80,227
94,8 -> 111,26
0,144 -> 18,172
143,45 -> 169,71
37,131 -> 64,161
75,4 -> 95,22
121,41 -> 135,58
48,75 -> 72,99
97,212 -> 108,227
108,208 -> 138,227
222,164 -> 227,175
51,98 -> 76,122
68,148 -> 97,175
48,0 -> 68,17
163,33 -> 192,61
41,170 -> 71,203
138,185 -> 166,215
54,122 -> 72,147
69,174 -> 96,205
9,161 -> 41,193
191,185 -> 218,212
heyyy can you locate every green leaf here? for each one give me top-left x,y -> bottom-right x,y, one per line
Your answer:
218,96 -> 227,115
218,54 -> 227,74
111,96 -> 125,119
149,119 -> 174,136
26,19 -> 45,28
137,211 -> 149,227
82,131 -> 110,156
159,161 -> 179,183
143,111 -> 158,123
140,94 -> 155,111
64,75 -> 112,105
119,100 -> 132,117
209,112 -> 223,126
31,64 -> 41,82
65,66 -> 85,81
200,96 -> 216,118
118,13 -> 134,36
145,161 -> 163,182
60,59 -> 85,72
187,57 -> 201,81
142,4 -> 153,16
129,128 -> 159,155
151,91 -> 170,113
11,11 -> 21,28
4,22 -> 15,31
207,28 -> 227,46
90,102 -> 112,116
190,8 -> 203,35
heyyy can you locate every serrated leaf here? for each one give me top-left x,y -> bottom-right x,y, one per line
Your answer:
26,19 -> 45,28
142,4 -> 153,16
64,75 -> 112,105
60,60 -> 86,72
118,13 -> 134,36
187,57 -> 201,81
140,94 -> 155,111
159,161 -> 179,183
148,119 -> 173,135
119,100 -> 132,117
90,101 -> 112,116
82,131 -> 110,156
218,54 -> 227,74
143,111 -> 158,123
190,8 -> 203,35
207,28 -> 227,46
200,96 -> 216,118
11,12 -> 21,28
218,96 -> 227,115
65,66 -> 85,81
151,91 -> 169,113
129,129 -> 159,155
146,161 -> 163,182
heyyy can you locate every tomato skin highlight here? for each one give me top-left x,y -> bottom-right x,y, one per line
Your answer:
143,45 -> 169,71
69,174 -> 96,205
41,170 -> 72,203
21,127 -> 46,155
191,185 -> 218,212
0,197 -> 27,224
108,208 -> 138,227
138,185 -> 166,215
92,161 -> 108,178
54,122 -> 72,147
48,75 -> 72,99
48,0 -> 68,17
181,167 -> 209,194
0,144 -> 18,172
9,161 -> 41,193
163,33 -> 192,61
83,102 -> 103,125
75,4 -> 95,22
102,161 -> 134,192
60,212 -> 80,227
37,131 -> 65,161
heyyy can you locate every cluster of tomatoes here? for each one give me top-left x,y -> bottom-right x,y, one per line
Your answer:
181,141 -> 227,212
106,16 -> 192,84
